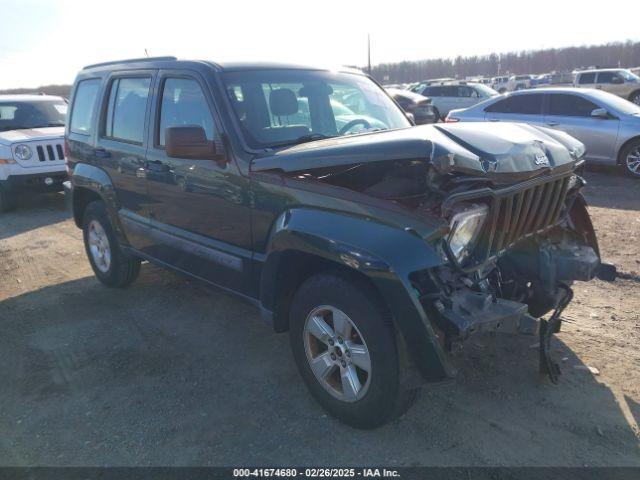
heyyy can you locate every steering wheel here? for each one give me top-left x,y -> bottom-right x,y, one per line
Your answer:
338,118 -> 371,135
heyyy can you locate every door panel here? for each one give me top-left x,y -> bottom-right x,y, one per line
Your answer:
545,93 -> 619,162
95,73 -> 155,250
145,73 -> 253,293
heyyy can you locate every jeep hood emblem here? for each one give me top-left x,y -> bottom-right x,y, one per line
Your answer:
534,153 -> 550,167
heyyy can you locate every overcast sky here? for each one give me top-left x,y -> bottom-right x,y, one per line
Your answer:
0,0 -> 638,89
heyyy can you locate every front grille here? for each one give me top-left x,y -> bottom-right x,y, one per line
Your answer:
443,173 -> 572,265
36,143 -> 65,162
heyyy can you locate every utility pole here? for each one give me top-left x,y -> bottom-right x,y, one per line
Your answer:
367,34 -> 371,75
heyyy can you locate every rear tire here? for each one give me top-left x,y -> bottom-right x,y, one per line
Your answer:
619,139 -> 640,178
289,272 -> 419,429
432,107 -> 441,122
82,201 -> 141,287
629,90 -> 640,106
0,186 -> 17,212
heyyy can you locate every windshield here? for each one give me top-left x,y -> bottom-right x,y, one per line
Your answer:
619,69 -> 640,81
473,84 -> 499,97
223,69 -> 410,149
592,90 -> 640,115
0,100 -> 67,132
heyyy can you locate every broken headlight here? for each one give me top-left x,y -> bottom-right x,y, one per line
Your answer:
447,204 -> 489,263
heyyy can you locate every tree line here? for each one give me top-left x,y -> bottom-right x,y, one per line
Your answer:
2,40 -> 640,95
370,40 -> 640,83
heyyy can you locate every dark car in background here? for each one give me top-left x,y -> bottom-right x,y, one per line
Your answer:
65,57 -> 607,429
385,88 -> 437,124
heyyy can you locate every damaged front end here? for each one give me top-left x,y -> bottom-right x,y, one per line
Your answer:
255,122 -> 615,382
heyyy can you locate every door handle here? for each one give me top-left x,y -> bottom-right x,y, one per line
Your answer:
145,160 -> 170,173
488,119 -> 500,122
93,148 -> 111,158
546,122 -> 560,127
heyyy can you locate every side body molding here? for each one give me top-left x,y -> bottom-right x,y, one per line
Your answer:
260,208 -> 455,382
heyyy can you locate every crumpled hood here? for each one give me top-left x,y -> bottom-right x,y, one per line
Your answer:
0,127 -> 64,145
253,123 -> 583,184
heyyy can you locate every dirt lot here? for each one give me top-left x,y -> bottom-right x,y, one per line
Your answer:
0,168 -> 638,466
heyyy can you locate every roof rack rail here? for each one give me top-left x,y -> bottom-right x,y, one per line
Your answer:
83,56 -> 178,70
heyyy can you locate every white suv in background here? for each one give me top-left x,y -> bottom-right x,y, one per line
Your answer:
574,68 -> 640,105
416,82 -> 498,120
0,95 -> 68,212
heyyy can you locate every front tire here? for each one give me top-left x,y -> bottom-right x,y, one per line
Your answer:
619,139 -> 640,178
0,186 -> 17,212
82,201 -> 141,287
289,272 -> 419,429
629,90 -> 640,106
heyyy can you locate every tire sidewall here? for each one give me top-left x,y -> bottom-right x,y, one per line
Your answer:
289,273 -> 400,428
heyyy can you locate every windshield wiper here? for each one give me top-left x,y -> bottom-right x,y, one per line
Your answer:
31,123 -> 65,128
270,133 -> 335,148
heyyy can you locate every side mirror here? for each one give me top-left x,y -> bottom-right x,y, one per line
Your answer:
591,108 -> 609,119
165,126 -> 219,160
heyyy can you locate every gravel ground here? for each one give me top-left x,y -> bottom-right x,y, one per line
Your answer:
0,168 -> 638,466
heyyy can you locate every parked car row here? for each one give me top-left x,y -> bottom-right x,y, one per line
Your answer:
392,68 -> 640,105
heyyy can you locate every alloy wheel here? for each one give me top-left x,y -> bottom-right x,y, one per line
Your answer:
626,147 -> 640,177
88,220 -> 112,273
303,305 -> 371,402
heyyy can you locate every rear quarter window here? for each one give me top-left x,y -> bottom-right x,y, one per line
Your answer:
70,79 -> 101,135
485,94 -> 543,114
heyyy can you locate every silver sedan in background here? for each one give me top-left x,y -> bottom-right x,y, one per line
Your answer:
446,88 -> 640,178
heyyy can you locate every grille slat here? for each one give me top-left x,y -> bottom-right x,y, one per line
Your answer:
36,146 -> 45,161
45,145 -> 55,161
55,144 -> 64,160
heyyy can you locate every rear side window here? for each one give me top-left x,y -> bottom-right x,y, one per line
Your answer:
422,86 -> 441,97
485,94 -> 543,114
104,77 -> 151,144
70,79 -> 101,134
578,73 -> 596,84
158,78 -> 215,146
548,94 -> 599,117
440,86 -> 458,97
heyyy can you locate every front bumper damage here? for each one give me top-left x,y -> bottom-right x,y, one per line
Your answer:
422,234 -> 615,383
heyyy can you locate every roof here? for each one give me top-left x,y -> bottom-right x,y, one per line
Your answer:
507,87 -> 595,94
575,68 -> 629,73
0,94 -> 65,102
81,57 -> 364,75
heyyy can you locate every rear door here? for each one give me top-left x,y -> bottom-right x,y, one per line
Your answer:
144,71 -> 252,293
483,92 -> 545,125
576,72 -> 596,89
544,93 -> 619,161
95,72 -> 155,250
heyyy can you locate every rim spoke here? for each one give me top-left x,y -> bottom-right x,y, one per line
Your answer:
307,315 -> 334,344
340,365 -> 361,401
347,343 -> 371,373
310,352 -> 335,380
331,309 -> 352,339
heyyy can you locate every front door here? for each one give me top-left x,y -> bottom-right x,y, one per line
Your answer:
544,93 -> 619,162
145,73 -> 252,293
